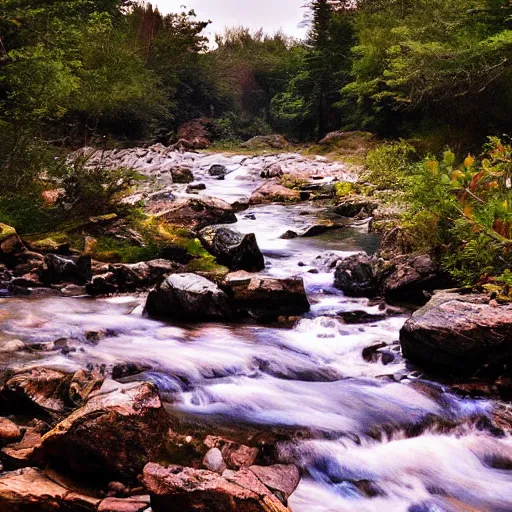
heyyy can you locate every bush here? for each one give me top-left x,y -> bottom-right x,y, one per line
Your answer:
364,140 -> 417,190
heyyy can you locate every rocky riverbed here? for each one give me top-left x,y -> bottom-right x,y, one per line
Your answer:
0,147 -> 511,512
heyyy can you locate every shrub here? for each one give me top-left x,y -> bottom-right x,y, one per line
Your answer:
364,140 -> 417,190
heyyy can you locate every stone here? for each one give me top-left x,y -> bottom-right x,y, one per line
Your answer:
208,164 -> 228,177
248,465 -> 300,501
334,253 -> 377,297
0,339 -> 25,352
1,368 -> 71,419
186,183 -> 206,194
249,181 -> 300,205
0,224 -> 26,266
38,254 -> 92,285
142,463 -> 291,512
86,272 -> 118,296
203,448 -> 227,474
338,310 -> 386,324
38,382 -> 169,481
67,367 -> 105,408
383,254 -> 450,304
400,292 -> 512,377
334,196 -> 379,218
170,166 -> 194,184
0,418 -> 22,444
152,196 -> 237,230
145,273 -> 232,321
280,230 -> 298,240
98,496 -> 150,512
0,467 -> 101,511
1,428 -> 44,470
262,164 -> 283,179
223,272 -> 310,320
199,226 -> 265,272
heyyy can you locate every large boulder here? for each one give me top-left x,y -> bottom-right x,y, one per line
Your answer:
223,273 -> 310,320
145,274 -> 233,321
249,181 -> 300,205
142,463 -> 292,512
334,253 -> 377,297
38,382 -> 169,481
0,467 -> 101,511
400,293 -> 512,377
38,254 -> 92,285
334,196 -> 379,218
151,197 -> 237,230
199,226 -> 264,272
382,253 -> 450,304
0,367 -> 105,420
170,166 -> 194,184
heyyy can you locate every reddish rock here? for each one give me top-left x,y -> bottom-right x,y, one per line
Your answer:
249,181 -> 300,205
400,292 -> 512,377
0,418 -> 22,444
0,467 -> 100,511
98,496 -> 150,512
248,465 -> 300,500
39,382 -> 169,481
142,463 -> 291,512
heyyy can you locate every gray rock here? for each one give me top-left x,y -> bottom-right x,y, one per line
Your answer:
400,292 -> 512,377
203,448 -> 226,474
199,226 -> 264,272
38,254 -> 92,285
145,274 -> 233,321
334,253 -> 377,298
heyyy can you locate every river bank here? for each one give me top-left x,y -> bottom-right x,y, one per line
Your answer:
0,146 -> 511,512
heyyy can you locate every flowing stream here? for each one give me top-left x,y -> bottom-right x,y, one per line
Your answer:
1,156 -> 512,512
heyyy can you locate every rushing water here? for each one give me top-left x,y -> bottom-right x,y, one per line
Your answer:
1,162 -> 511,512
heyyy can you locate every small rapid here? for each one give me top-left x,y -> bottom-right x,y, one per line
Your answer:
1,157 -> 511,512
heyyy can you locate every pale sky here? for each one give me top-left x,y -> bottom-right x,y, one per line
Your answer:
153,0 -> 308,41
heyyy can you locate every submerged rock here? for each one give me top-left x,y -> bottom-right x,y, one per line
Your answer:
223,272 -> 310,320
199,226 -> 265,272
38,382 -> 169,481
142,463 -> 292,512
400,292 -> 512,377
145,273 -> 233,321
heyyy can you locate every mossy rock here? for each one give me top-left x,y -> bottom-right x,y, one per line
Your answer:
0,224 -> 17,243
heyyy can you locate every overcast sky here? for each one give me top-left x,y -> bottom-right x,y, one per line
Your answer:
153,0 -> 308,40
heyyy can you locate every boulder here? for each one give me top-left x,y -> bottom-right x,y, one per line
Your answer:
38,254 -> 92,285
38,382 -> 169,481
145,274 -> 232,321
186,183 -> 206,194
0,418 -> 22,444
400,293 -> 512,377
208,164 -> 227,178
0,224 -> 26,267
334,253 -> 377,297
249,181 -> 300,205
261,164 -> 283,179
170,166 -> 194,184
334,196 -> 379,218
0,467 -> 101,511
152,197 -> 237,230
382,254 -> 450,304
223,273 -> 310,320
142,463 -> 292,512
1,368 -> 71,419
248,465 -> 300,502
199,226 -> 264,272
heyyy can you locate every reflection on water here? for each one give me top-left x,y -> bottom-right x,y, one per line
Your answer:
0,201 -> 510,512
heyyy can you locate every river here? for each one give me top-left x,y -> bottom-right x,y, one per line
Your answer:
1,152 -> 511,512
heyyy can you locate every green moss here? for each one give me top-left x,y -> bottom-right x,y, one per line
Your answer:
0,223 -> 17,243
